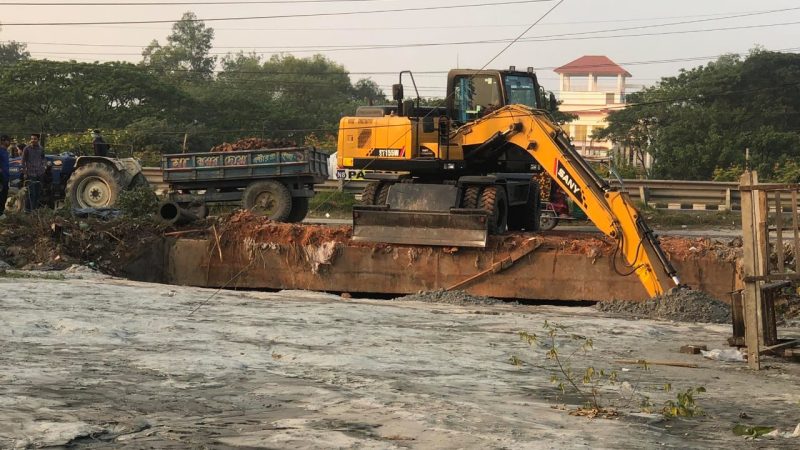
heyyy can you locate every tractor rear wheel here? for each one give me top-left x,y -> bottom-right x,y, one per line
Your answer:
66,162 -> 124,209
242,180 -> 292,221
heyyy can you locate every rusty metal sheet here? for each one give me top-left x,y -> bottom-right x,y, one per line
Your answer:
156,238 -> 738,303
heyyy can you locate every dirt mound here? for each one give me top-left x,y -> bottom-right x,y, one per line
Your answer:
596,289 -> 731,323
218,210 -> 352,247
210,137 -> 298,153
0,212 -> 164,273
393,289 -> 506,306
660,237 -> 742,262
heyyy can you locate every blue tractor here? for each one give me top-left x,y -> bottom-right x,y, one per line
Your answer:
5,153 -> 146,212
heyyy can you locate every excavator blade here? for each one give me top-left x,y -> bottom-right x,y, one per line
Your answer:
352,207 -> 490,247
352,183 -> 490,247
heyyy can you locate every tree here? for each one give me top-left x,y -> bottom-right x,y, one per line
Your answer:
597,50 -> 800,180
0,41 -> 29,64
352,78 -> 385,106
0,60 -> 188,135
141,11 -> 216,80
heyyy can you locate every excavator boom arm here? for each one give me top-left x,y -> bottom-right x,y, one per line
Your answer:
454,104 -> 680,297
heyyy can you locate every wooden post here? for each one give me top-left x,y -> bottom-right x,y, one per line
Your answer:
740,171 -> 765,369
792,191 -> 799,273
724,188 -> 732,211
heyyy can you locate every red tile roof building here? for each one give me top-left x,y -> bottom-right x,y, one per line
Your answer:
554,55 -> 648,167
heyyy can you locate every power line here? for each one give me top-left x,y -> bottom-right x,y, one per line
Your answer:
3,0 -> 401,4
15,47 -> 799,77
0,0 -> 555,26
14,11 -> 800,55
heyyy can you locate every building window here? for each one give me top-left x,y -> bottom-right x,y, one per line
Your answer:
574,125 -> 588,141
605,92 -> 615,104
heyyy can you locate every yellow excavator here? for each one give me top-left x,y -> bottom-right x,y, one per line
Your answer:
337,68 -> 680,297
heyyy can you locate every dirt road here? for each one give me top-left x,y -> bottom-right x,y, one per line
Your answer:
1,271 -> 798,448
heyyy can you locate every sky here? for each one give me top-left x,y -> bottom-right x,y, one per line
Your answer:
1,0 -> 799,97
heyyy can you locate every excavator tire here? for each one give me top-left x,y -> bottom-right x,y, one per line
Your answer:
376,182 -> 392,205
479,185 -> 508,234
521,184 -> 541,232
461,185 -> 481,209
360,181 -> 380,205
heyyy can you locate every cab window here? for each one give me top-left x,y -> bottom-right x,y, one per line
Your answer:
453,75 -> 502,123
503,75 -> 538,108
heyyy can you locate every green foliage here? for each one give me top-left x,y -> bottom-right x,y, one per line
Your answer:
141,11 -> 216,81
308,191 -> 355,219
0,40 -> 29,64
304,133 -> 338,153
116,186 -> 159,218
0,60 -> 187,134
662,386 -> 705,418
732,424 -> 776,438
771,158 -> 800,183
600,49 -> 800,180
518,321 -> 617,410
712,165 -> 745,182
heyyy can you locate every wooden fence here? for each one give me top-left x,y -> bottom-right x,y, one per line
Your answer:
738,171 -> 800,369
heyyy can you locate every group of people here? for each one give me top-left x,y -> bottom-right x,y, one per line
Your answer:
0,133 -> 46,218
0,130 -> 109,218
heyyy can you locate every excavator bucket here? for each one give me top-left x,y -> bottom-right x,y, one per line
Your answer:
352,184 -> 491,247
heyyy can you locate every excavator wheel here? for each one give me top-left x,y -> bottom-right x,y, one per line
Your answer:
376,182 -> 392,205
360,181 -> 380,205
479,185 -> 508,234
521,184 -> 541,232
461,185 -> 481,209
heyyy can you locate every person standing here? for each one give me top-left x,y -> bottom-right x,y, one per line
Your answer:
91,130 -> 109,157
0,135 -> 10,218
8,140 -> 21,158
22,133 -> 45,211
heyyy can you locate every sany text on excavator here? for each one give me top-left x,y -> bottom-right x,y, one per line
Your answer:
337,67 -> 681,297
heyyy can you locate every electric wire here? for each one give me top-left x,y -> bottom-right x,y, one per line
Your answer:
0,0 -> 556,26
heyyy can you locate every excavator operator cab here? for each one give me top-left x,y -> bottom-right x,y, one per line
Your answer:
446,67 -> 544,125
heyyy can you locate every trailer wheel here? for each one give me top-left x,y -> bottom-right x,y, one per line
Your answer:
5,187 -> 24,213
66,162 -> 124,209
479,185 -> 508,234
242,180 -> 292,221
286,197 -> 310,223
182,201 -> 208,219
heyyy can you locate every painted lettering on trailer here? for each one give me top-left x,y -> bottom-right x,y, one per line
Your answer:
555,160 -> 583,203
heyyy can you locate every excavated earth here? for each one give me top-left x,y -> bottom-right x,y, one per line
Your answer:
596,290 -> 732,324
